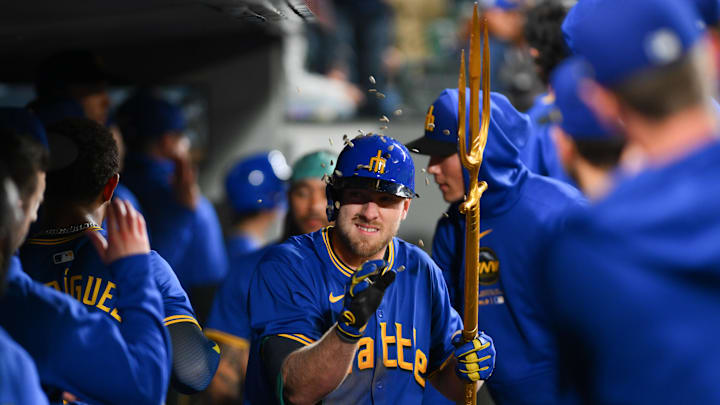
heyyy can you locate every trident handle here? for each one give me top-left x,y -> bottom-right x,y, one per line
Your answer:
457,3 -> 491,405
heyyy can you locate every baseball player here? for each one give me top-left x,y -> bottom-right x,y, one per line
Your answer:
117,90 -> 229,312
204,150 -> 335,403
522,0 -> 574,184
245,134 -> 496,404
0,166 -> 49,405
549,57 -> 625,200
545,0 -> 720,403
0,122 -> 171,403
225,151 -> 292,256
17,118 -> 220,396
408,88 -> 586,404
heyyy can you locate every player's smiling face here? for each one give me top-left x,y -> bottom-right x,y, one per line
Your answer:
335,187 -> 409,261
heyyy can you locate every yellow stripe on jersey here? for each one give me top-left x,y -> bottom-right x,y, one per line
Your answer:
205,329 -> 250,350
321,226 -> 396,278
27,227 -> 103,245
278,333 -> 315,346
322,227 -> 353,277
163,315 -> 201,329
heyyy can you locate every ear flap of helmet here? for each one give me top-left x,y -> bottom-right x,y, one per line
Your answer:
325,182 -> 339,222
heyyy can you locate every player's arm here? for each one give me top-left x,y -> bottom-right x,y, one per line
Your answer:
148,251 -> 221,394
203,270 -> 253,403
1,200 -> 171,404
204,341 -> 249,404
424,259 -> 495,402
429,331 -> 494,402
269,260 -> 396,405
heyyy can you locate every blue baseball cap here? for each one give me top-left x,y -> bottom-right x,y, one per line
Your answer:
117,91 -> 186,144
226,150 -> 291,215
693,0 -> 720,27
563,0 -> 703,86
406,88 -> 532,157
0,107 -> 48,147
551,57 -> 612,140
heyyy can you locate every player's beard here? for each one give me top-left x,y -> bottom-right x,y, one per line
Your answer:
336,211 -> 399,260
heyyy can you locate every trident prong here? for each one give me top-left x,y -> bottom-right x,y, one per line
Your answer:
458,3 -> 491,405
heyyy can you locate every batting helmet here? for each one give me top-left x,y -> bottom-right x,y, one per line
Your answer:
326,134 -> 417,221
226,150 -> 291,215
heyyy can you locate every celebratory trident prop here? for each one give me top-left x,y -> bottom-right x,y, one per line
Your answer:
459,3 -> 491,405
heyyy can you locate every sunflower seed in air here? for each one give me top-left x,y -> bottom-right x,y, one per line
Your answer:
379,115 -> 389,123
393,109 -> 403,116
369,75 -> 376,84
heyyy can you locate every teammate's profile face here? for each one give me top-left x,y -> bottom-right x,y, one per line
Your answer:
335,188 -> 409,260
289,178 -> 330,234
15,171 -> 45,251
427,153 -> 464,203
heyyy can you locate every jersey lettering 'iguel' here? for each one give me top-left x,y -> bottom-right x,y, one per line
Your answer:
20,227 -> 197,328
246,227 -> 462,404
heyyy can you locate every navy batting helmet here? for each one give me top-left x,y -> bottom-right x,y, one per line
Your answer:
326,133 -> 418,221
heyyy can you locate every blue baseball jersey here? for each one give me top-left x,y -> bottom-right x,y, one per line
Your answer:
522,92 -> 574,184
245,227 -> 463,405
205,243 -> 273,348
2,254 -> 170,404
123,154 -> 229,290
545,139 -> 720,404
226,234 -> 261,258
0,325 -> 49,405
19,228 -> 198,330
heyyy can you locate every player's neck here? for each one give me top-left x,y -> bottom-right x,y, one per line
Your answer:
627,103 -> 718,165
329,228 -> 387,270
38,201 -> 104,231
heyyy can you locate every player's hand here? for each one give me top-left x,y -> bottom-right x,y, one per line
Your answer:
452,330 -> 495,382
87,199 -> 151,264
171,154 -> 199,210
335,260 -> 396,343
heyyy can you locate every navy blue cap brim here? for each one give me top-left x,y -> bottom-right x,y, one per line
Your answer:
405,136 -> 456,156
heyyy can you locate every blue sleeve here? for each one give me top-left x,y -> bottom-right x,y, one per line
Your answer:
149,251 -> 197,327
431,215 -> 460,308
184,197 -> 229,288
248,255 -> 325,343
0,255 -> 171,405
427,261 -> 464,375
113,183 -> 144,215
206,266 -> 252,348
0,331 -> 49,405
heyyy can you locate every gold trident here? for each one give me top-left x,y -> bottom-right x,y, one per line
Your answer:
458,3 -> 491,405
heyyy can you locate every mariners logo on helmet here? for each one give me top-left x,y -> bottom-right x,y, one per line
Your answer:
326,134 -> 418,221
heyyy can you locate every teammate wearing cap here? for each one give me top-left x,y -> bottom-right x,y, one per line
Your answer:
117,90 -> 229,318
224,151 -> 291,257
549,57 -> 625,200
204,150 -> 335,403
17,118 -> 220,397
244,134 -> 495,405
408,88 -> 585,404
546,0 -> 720,402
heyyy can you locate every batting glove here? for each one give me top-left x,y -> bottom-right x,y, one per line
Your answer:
452,330 -> 495,382
335,259 -> 396,343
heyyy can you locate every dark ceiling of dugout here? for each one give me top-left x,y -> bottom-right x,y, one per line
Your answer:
0,0 -> 283,83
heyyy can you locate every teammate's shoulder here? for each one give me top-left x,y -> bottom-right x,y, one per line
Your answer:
524,172 -> 587,210
394,237 -> 436,268
262,232 -> 316,263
